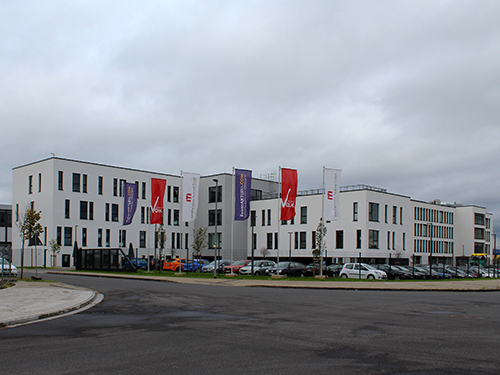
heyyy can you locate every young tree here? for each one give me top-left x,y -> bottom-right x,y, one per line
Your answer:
156,224 -> 167,271
312,218 -> 327,275
16,207 -> 44,278
260,247 -> 269,259
49,239 -> 61,267
191,227 -> 208,271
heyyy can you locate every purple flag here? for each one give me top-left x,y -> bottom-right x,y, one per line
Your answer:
234,169 -> 252,221
123,182 -> 138,225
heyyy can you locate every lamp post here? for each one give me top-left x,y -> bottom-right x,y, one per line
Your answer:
213,179 -> 218,279
428,222 -> 433,279
288,231 -> 293,261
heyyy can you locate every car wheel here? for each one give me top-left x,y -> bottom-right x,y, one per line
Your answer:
341,274 -> 348,278
367,274 -> 375,280
254,271 -> 260,276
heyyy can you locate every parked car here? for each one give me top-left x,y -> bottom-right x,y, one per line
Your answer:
192,259 -> 210,272
223,260 -> 252,274
239,260 -> 276,276
339,263 -> 387,280
325,264 -> 343,277
163,258 -> 192,271
202,260 -> 232,273
399,265 -> 428,279
373,264 -> 412,280
266,262 -> 306,277
122,257 -> 148,270
304,263 -> 337,277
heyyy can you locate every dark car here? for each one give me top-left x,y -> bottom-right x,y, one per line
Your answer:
266,261 -> 306,277
399,265 -> 428,279
304,263 -> 336,277
374,264 -> 413,280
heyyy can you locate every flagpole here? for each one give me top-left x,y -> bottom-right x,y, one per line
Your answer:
179,171 -> 184,274
231,168 -> 235,275
320,167 -> 326,276
277,166 -> 281,266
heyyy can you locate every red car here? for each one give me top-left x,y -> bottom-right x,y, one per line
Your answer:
223,260 -> 252,274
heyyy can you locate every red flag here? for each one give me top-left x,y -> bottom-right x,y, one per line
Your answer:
151,178 -> 166,224
280,168 -> 298,221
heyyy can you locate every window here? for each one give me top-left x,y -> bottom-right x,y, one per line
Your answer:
385,205 -> 388,223
311,231 -> 316,249
65,199 -> 70,219
267,233 -> 273,249
82,174 -> 88,193
173,209 -> 179,226
353,202 -> 358,221
294,232 -> 299,249
403,233 -> 406,250
185,233 -> 189,249
98,176 -> 103,195
82,228 -> 87,247
113,178 -> 118,196
57,226 -> 62,245
167,185 -> 171,202
119,179 -> 126,197
299,232 -> 307,249
252,233 -> 257,250
111,204 -> 119,222
142,182 -> 146,200
475,213 -> 485,226
89,202 -> 94,220
334,230 -> 344,249
369,230 -> 379,249
250,211 -> 256,227
105,203 -> 110,221
209,185 -> 222,203
98,229 -> 103,247
387,231 -> 391,250
208,233 -> 221,248
58,171 -> 64,191
173,186 -> 179,203
356,229 -> 362,249
28,175 -> 33,194
368,203 -> 379,222
138,231 -> 146,248
392,232 -> 395,250
167,208 -> 172,225
80,201 -> 88,220
72,173 -> 81,192
300,207 -> 307,224
251,189 -> 262,200
274,233 -> 278,249
119,230 -> 126,247
209,209 -> 222,226
64,227 -> 72,246
38,173 -> 42,192
392,206 -> 397,224
106,229 -> 110,247
400,207 -> 403,225
262,210 -> 266,226
141,207 -> 145,224
267,209 -> 271,226
475,228 -> 485,240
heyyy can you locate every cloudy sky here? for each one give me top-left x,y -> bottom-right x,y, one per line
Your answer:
2,1 -> 500,232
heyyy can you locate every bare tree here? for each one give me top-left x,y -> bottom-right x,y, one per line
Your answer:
260,247 -> 269,259
16,206 -> 44,278
191,227 -> 208,271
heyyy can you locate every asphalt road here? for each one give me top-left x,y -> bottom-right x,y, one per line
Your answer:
1,271 -> 500,374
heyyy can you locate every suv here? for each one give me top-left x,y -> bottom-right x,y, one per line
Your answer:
339,263 -> 387,280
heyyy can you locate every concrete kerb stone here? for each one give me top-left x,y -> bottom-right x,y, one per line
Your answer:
46,271 -> 500,292
0,281 -> 102,328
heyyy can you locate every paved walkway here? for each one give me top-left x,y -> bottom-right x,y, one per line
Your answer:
1,271 -> 500,328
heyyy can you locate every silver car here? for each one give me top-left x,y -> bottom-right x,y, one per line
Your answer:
239,260 -> 276,276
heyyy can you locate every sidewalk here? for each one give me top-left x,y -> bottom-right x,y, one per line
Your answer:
0,281 -> 102,328
1,272 -> 500,328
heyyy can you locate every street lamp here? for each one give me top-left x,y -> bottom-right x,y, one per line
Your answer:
213,179 -> 218,279
288,232 -> 293,261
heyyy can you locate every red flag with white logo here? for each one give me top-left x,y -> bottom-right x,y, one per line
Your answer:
324,168 -> 341,221
280,168 -> 298,221
151,178 -> 166,224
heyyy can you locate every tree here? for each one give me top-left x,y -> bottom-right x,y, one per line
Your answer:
191,227 -> 208,268
260,247 -> 269,259
156,224 -> 167,271
16,206 -> 44,278
312,218 -> 327,275
49,239 -> 61,267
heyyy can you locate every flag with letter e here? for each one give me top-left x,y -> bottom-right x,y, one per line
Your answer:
234,169 -> 252,221
181,172 -> 200,222
151,178 -> 166,224
324,168 -> 341,221
123,182 -> 138,225
280,168 -> 298,221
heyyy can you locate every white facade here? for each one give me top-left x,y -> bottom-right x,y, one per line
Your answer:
11,157 -> 494,267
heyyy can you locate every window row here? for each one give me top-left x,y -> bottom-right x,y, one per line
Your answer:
414,239 -> 454,254
250,207 -> 308,227
414,206 -> 454,225
414,223 -> 454,240
364,202 -> 404,225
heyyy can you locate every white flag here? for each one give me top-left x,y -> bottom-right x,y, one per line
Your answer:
181,172 -> 200,222
324,168 -> 341,221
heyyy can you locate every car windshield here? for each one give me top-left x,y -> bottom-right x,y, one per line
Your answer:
276,262 -> 290,268
233,261 -> 247,266
363,264 -> 377,270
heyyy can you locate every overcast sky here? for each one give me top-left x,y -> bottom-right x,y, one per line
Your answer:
2,1 -> 500,233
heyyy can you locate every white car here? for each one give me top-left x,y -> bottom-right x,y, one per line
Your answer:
0,258 -> 18,277
339,263 -> 387,280
239,260 -> 276,276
